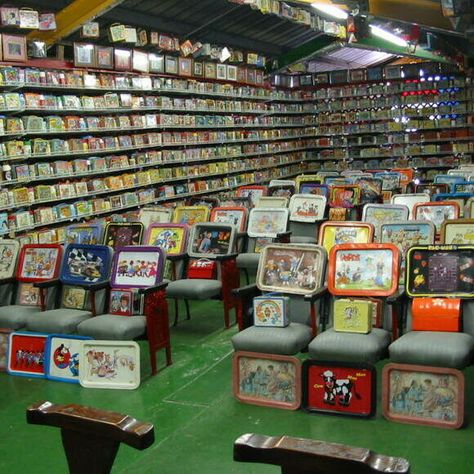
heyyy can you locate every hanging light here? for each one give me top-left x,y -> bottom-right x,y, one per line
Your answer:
370,24 -> 408,47
311,3 -> 348,20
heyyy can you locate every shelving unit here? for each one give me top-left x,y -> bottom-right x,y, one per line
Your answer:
297,74 -> 474,173
0,63 -> 316,242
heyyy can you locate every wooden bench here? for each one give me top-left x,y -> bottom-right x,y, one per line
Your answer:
234,433 -> 410,474
26,401 -> 154,474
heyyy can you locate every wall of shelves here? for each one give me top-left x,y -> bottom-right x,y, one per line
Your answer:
0,63 -> 316,242
296,74 -> 474,173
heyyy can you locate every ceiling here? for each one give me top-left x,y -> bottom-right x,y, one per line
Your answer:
306,46 -> 395,72
23,0 -> 473,72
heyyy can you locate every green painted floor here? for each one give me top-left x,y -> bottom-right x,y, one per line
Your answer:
1,298 -> 473,473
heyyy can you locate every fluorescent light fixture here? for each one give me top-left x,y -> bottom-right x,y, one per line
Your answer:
311,3 -> 348,20
370,24 -> 408,47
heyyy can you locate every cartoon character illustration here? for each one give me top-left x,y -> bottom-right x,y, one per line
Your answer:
321,370 -> 361,406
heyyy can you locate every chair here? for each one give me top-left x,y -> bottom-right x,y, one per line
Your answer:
308,243 -> 402,365
232,243 -> 328,355
327,184 -> 362,221
234,433 -> 410,474
65,223 -> 104,245
0,243 -> 62,330
236,185 -> 267,207
25,244 -> 112,335
172,205 -> 210,225
27,400 -> 154,474
388,244 -> 474,369
165,222 -> 240,329
77,245 -> 171,375
237,207 -> 290,284
288,194 -> 326,245
102,222 -> 144,249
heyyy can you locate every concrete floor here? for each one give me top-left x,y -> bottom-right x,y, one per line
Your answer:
0,298 -> 473,473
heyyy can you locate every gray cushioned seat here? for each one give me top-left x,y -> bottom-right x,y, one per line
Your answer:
231,323 -> 312,355
389,331 -> 474,369
290,236 -> 318,244
236,253 -> 260,270
0,305 -> 40,330
25,309 -> 91,334
166,279 -> 221,299
308,328 -> 391,364
77,315 -> 146,340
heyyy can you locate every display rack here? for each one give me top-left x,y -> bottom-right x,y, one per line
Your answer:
296,74 -> 473,174
0,62 -> 316,241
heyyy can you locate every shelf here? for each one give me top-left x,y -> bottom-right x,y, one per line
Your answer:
312,122 -> 474,137
317,150 -> 473,161
0,145 -> 314,187
0,130 -> 319,163
0,167 -> 304,237
0,80 -> 291,102
0,155 -> 311,213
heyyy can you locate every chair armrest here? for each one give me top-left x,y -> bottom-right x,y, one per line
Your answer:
138,282 -> 168,296
215,253 -> 239,262
166,253 -> 187,262
232,284 -> 260,299
387,289 -> 406,304
304,286 -> 328,303
34,279 -> 61,289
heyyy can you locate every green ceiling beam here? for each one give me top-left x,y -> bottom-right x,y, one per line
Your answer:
355,36 -> 454,63
267,35 -> 337,73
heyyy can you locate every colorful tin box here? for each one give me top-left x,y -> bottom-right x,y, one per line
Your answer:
253,295 -> 290,327
333,298 -> 373,334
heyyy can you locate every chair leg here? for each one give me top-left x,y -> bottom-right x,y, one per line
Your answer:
185,300 -> 191,320
224,306 -> 230,329
173,299 -> 179,327
165,345 -> 172,366
149,343 -> 157,376
243,268 -> 249,285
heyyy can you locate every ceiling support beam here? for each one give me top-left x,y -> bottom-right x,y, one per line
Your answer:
28,0 -> 126,46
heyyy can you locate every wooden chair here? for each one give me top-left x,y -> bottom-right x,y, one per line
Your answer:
27,400 -> 154,474
234,433 -> 410,474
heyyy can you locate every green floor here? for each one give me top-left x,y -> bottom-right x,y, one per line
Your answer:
0,299 -> 473,473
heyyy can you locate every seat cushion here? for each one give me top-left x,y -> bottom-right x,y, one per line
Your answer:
236,253 -> 261,270
0,305 -> 40,330
389,331 -> 474,369
77,315 -> 146,340
25,309 -> 91,334
290,236 -> 317,244
166,279 -> 221,299
231,323 -> 312,355
308,328 -> 391,364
